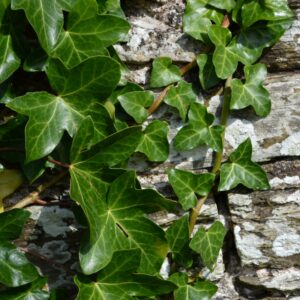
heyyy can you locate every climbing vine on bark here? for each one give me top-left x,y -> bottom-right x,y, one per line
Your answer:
0,0 -> 293,299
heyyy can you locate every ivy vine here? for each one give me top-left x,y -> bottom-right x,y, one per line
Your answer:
0,0 -> 294,299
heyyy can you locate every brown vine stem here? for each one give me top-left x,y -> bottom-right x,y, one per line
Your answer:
7,170 -> 68,210
188,14 -> 231,235
189,76 -> 232,235
48,158 -> 70,169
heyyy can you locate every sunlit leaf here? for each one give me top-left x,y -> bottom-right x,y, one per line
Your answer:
174,103 -> 224,152
150,57 -> 181,88
231,64 -> 270,116
137,120 -> 169,162
75,249 -> 176,299
7,57 -> 120,162
164,81 -> 197,121
190,221 -> 226,270
118,91 -> 154,123
218,138 -> 270,191
70,170 -> 175,275
168,169 -> 215,210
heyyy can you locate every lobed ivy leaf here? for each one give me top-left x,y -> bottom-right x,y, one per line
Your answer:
197,54 -> 221,90
241,0 -> 294,28
208,0 -> 236,12
164,81 -> 197,121
0,277 -> 49,300
0,241 -> 39,287
118,91 -> 154,123
166,215 -> 189,253
150,57 -> 181,88
0,209 -> 30,240
137,120 -> 169,162
52,12 -> 130,68
11,0 -> 64,53
168,169 -> 215,210
219,138 -> 270,191
190,221 -> 226,271
0,35 -> 21,83
108,82 -> 143,104
170,273 -> 217,300
75,249 -> 176,300
7,57 -> 119,162
208,25 -> 232,46
174,103 -> 224,152
231,64 -> 271,117
70,170 -> 175,275
183,0 -> 223,43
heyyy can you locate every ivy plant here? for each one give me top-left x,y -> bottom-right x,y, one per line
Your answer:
0,0 -> 293,299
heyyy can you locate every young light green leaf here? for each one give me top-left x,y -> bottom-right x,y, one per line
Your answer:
70,170 -> 175,275
137,120 -> 169,162
11,0 -> 64,53
190,221 -> 226,271
150,57 -> 181,88
0,35 -> 21,83
168,169 -> 215,210
212,44 -> 238,79
0,209 -> 30,241
75,249 -> 176,300
241,0 -> 294,28
0,277 -> 49,300
175,281 -> 218,300
118,91 -> 154,123
164,81 -> 197,121
166,215 -> 189,253
7,57 -> 119,162
174,103 -> 224,152
169,273 -> 217,300
197,54 -> 221,90
219,138 -> 270,191
231,64 -> 270,116
52,14 -> 130,68
208,25 -> 232,46
208,0 -> 236,12
0,241 -> 39,287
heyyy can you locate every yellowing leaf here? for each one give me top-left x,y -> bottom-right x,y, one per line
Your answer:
0,170 -> 23,212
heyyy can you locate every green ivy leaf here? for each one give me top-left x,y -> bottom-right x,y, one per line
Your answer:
168,169 -> 215,210
0,0 -> 10,23
197,54 -> 221,90
108,82 -> 143,104
169,273 -> 217,300
0,241 -> 39,287
75,249 -> 176,299
11,0 -> 64,53
70,170 -> 175,274
0,35 -> 21,83
241,0 -> 294,28
7,57 -> 119,162
118,91 -> 154,123
208,0 -> 236,12
71,126 -> 142,166
0,209 -> 30,240
183,0 -> 223,43
150,57 -> 181,88
166,215 -> 189,253
208,25 -> 232,46
174,103 -> 224,152
164,81 -> 197,121
0,277 -> 49,300
190,221 -> 226,271
52,13 -> 130,68
231,64 -> 271,117
219,138 -> 270,191
137,120 -> 169,162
